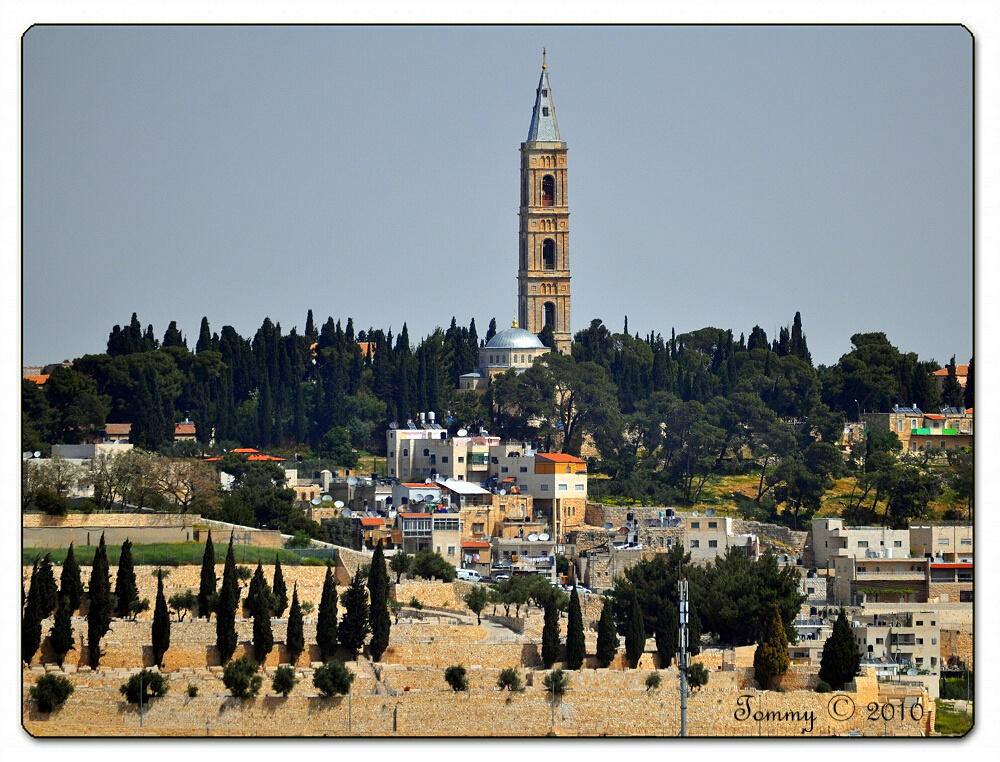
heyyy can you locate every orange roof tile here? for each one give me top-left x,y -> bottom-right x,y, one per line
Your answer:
535,452 -> 586,464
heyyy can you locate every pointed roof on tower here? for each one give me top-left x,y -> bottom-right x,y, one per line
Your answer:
525,49 -> 562,143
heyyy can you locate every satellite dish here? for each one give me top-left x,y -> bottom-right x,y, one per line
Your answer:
347,476 -> 359,486
389,421 -> 399,429
311,497 -> 322,505
539,533 -> 550,541
457,428 -> 468,437
706,508 -> 715,517
527,533 -> 538,542
334,500 -> 345,509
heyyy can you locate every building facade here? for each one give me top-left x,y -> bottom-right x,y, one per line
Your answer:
518,56 -> 571,354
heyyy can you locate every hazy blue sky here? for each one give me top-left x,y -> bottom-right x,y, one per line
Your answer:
22,24 -> 972,368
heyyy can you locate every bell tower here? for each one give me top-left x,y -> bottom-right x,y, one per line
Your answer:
518,51 -> 571,354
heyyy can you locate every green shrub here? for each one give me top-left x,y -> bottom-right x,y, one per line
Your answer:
444,665 -> 468,692
497,667 -> 524,692
313,660 -> 354,697
30,674 -> 74,712
222,655 -> 262,699
271,665 -> 299,697
645,672 -> 661,691
119,670 -> 169,704
688,662 -> 709,689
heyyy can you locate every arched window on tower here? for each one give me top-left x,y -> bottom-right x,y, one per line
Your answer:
543,239 -> 555,270
542,175 -> 555,207
544,302 -> 556,330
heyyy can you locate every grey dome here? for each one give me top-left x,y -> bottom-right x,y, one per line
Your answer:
486,326 -> 545,349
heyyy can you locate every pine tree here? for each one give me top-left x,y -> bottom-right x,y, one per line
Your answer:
565,587 -> 586,670
216,534 -> 239,664
339,570 -> 370,656
22,561 -> 44,665
272,556 -> 287,617
198,531 -> 216,619
596,600 -> 618,668
541,599 -> 561,668
50,595 -> 75,667
819,608 -> 862,690
87,533 -> 113,669
624,590 -> 646,669
252,584 -> 274,666
113,538 -> 139,619
60,542 -> 84,613
35,553 -> 59,618
367,540 -> 391,661
286,584 -> 304,665
753,604 -> 790,690
316,563 -> 339,661
151,570 -> 170,669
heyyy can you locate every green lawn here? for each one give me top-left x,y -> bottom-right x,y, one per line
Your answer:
23,542 -> 333,567
934,699 -> 973,736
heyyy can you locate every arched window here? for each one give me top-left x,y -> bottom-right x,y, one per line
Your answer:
544,302 -> 556,329
543,239 -> 555,270
542,175 -> 555,206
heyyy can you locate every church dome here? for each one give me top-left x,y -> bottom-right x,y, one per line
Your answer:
486,325 -> 546,349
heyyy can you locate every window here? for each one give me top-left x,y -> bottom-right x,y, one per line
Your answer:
542,175 -> 555,206
708,540 -> 718,548
690,540 -> 700,548
708,521 -> 718,529
691,521 -> 700,529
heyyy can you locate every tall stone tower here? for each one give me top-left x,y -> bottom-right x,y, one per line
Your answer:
518,53 -> 572,354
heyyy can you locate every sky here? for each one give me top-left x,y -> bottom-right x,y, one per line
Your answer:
20,24 -> 973,369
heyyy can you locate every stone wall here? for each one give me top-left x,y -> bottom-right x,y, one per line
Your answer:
23,664 -> 932,737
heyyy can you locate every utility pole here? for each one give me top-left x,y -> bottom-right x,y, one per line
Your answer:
677,578 -> 689,737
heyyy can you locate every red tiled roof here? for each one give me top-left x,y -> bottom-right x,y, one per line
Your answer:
25,375 -> 49,385
462,541 -> 491,549
358,517 -> 385,527
535,452 -> 586,464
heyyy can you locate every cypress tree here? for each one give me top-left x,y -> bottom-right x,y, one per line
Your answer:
50,595 -> 75,667
596,600 -> 618,668
198,531 -> 216,619
624,590 -> 646,669
87,533 -> 113,669
216,535 -> 239,664
565,587 -> 586,670
367,540 -> 391,661
151,570 -> 171,669
21,561 -> 44,665
60,542 -> 84,613
753,605 -> 790,690
338,570 -> 370,656
272,556 -> 287,618
316,563 -> 339,661
113,538 -> 139,619
541,599 -> 561,669
286,584 -> 304,665
252,585 -> 274,666
819,608 -> 862,690
35,553 -> 59,618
